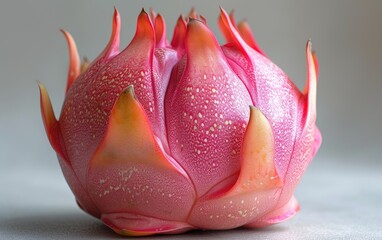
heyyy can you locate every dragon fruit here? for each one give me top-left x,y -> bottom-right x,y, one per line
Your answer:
39,7 -> 321,236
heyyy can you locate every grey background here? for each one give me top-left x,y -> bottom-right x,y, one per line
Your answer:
1,0 -> 381,239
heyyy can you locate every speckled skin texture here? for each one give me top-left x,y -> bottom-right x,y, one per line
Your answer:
39,8 -> 321,236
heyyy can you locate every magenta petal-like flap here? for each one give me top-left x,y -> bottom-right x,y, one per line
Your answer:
60,30 -> 80,94
39,82 -> 100,217
171,16 -> 187,54
277,41 -> 320,208
165,19 -> 253,197
87,86 -> 195,224
188,107 -> 282,229
38,82 -> 67,161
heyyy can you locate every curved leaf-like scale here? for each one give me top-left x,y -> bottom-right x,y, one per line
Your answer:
302,41 -> 317,134
221,9 -> 266,57
244,195 -> 300,228
226,106 -> 283,196
87,87 -> 195,222
187,106 -> 282,229
170,16 -> 187,55
102,213 -> 194,236
219,8 -> 301,180
218,14 -> 236,50
165,19 -> 253,196
39,83 -> 100,217
218,8 -> 249,59
154,14 -> 167,48
59,10 -> 178,186
237,20 -> 266,57
93,7 -> 121,63
38,82 -> 67,162
60,30 -> 80,94
276,41 -> 320,208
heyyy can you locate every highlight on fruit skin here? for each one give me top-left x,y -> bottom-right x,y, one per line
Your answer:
39,7 -> 322,236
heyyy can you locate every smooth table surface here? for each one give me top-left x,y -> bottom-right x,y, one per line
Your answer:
1,156 -> 381,240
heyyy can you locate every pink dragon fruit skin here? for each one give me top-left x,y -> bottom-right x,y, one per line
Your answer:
39,8 -> 322,236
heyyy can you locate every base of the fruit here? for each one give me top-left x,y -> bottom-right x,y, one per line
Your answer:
99,196 -> 299,236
